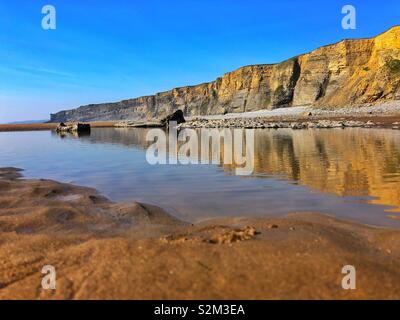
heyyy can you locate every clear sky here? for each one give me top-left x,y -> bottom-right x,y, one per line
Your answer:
0,0 -> 399,122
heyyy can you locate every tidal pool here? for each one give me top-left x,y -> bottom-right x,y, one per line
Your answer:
1,127 -> 400,227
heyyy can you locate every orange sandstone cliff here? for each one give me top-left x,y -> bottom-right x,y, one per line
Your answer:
51,26 -> 400,122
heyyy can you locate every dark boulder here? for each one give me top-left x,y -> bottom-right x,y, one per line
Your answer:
56,122 -> 91,133
160,110 -> 186,126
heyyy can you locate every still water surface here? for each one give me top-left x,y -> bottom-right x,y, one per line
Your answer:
1,128 -> 400,227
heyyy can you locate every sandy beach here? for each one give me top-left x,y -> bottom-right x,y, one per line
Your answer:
1,167 -> 400,299
0,121 -> 117,132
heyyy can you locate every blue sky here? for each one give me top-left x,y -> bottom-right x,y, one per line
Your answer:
0,0 -> 399,122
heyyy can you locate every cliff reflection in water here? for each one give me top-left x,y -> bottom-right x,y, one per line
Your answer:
61,127 -> 400,213
246,128 -> 400,212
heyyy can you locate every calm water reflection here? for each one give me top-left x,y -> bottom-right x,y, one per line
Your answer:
1,128 -> 399,227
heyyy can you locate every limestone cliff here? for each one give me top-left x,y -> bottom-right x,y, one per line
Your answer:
50,26 -> 400,122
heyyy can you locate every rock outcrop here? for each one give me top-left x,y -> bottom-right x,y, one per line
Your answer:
56,122 -> 91,133
50,26 -> 400,123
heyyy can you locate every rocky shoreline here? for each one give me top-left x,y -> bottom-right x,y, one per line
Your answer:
178,118 -> 400,130
176,102 -> 400,130
113,102 -> 400,130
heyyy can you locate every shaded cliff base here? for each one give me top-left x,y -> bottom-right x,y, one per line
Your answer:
191,101 -> 400,120
1,167 -> 400,299
180,101 -> 400,129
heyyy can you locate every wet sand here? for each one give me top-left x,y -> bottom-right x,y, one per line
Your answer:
1,167 -> 400,299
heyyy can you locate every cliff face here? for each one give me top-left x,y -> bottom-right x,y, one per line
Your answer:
51,26 -> 400,122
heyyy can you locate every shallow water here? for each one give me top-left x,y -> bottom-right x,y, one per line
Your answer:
1,127 -> 400,227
